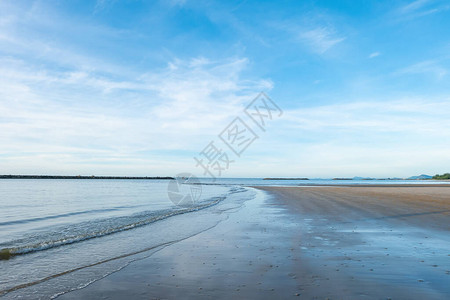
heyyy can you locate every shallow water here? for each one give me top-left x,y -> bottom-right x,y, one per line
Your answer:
0,179 -> 242,298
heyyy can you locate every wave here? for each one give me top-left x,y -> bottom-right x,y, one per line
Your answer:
0,191 -> 237,260
0,206 -> 143,226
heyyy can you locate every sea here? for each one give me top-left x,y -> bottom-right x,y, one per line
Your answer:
0,178 -> 448,298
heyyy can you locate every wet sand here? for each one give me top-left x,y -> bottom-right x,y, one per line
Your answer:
60,186 -> 450,299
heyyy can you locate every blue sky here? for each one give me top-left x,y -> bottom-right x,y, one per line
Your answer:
0,0 -> 449,178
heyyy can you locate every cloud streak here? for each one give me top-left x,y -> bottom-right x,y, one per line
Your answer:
396,0 -> 450,20
397,60 -> 448,79
298,27 -> 345,54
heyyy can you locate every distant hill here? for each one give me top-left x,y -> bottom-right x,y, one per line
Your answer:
407,174 -> 432,180
432,173 -> 450,180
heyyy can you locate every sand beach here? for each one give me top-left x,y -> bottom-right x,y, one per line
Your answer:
57,185 -> 450,299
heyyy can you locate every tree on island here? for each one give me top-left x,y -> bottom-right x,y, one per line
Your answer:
432,173 -> 450,180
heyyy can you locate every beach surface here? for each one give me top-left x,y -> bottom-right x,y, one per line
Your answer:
59,185 -> 450,299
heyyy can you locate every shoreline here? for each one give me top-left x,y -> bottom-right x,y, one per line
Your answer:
262,183 -> 450,187
51,186 -> 450,299
0,175 -> 174,180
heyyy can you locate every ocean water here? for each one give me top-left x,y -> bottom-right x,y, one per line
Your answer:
0,178 -> 447,298
0,179 -> 244,299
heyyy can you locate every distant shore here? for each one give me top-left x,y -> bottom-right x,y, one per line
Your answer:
1,175 -> 449,182
263,177 -> 309,180
262,177 -> 450,181
0,175 -> 174,180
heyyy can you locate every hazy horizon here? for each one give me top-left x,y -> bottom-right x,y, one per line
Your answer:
0,174 -> 444,180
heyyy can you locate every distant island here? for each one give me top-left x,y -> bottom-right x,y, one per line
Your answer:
407,174 -> 433,180
264,174 -> 450,181
0,175 -> 174,180
406,174 -> 450,180
432,173 -> 450,180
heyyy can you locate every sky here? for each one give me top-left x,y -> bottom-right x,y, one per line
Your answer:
0,0 -> 449,178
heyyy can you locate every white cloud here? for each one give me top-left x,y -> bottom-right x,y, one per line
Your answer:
2,50 -> 449,177
0,2 -> 276,175
369,52 -> 381,58
396,0 -> 450,20
397,60 -> 448,79
298,27 -> 345,54
283,99 -> 450,134
246,98 -> 450,178
400,0 -> 432,14
0,56 -> 272,175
